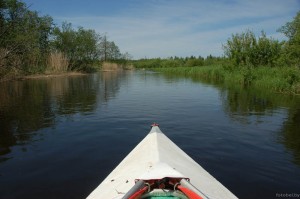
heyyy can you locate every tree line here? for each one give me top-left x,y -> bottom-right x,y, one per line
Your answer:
1,0 -> 299,79
132,55 -> 224,69
133,11 -> 300,69
0,0 -> 129,78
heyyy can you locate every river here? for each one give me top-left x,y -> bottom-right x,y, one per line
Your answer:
0,71 -> 300,199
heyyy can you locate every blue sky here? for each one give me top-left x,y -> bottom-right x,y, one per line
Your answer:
23,0 -> 299,59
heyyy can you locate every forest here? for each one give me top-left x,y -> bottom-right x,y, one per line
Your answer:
0,0 -> 129,79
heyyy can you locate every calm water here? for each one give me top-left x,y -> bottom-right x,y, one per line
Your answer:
0,71 -> 300,199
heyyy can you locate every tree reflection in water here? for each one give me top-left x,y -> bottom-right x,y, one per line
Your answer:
281,108 -> 300,165
160,72 -> 300,166
0,72 -> 124,159
220,86 -> 300,166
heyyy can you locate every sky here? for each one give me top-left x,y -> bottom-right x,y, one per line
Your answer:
23,0 -> 300,59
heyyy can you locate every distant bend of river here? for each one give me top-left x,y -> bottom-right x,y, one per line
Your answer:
0,71 -> 300,199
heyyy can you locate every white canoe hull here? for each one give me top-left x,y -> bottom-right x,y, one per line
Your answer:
87,126 -> 238,199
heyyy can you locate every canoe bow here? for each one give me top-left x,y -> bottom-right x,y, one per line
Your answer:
86,125 -> 238,199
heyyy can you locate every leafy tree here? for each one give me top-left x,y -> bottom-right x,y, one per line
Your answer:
51,22 -> 101,71
278,11 -> 300,67
223,30 -> 282,67
0,0 -> 127,77
76,27 -> 100,61
0,0 -> 53,74
51,22 -> 77,68
98,35 -> 122,61
105,41 -> 121,60
52,23 -> 124,71
250,31 -> 281,67
223,30 -> 256,66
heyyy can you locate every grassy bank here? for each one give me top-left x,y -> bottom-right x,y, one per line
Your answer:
154,65 -> 300,95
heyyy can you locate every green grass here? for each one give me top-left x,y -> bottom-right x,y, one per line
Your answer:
153,65 -> 300,95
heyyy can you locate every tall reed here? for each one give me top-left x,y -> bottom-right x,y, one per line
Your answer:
101,62 -> 123,71
47,52 -> 69,73
154,65 -> 300,95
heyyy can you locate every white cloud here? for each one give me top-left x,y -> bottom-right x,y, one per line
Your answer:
54,0 -> 299,59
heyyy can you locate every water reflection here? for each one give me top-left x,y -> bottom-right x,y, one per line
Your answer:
281,108 -> 300,165
0,72 -> 124,158
0,80 -> 56,158
54,75 -> 99,115
220,86 -> 300,165
0,71 -> 299,199
221,88 -> 280,124
160,72 -> 300,166
100,72 -> 123,102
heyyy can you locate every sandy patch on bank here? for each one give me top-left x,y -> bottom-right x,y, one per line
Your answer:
21,72 -> 87,80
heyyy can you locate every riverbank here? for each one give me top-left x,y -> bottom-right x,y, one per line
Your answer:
23,72 -> 87,79
154,65 -> 300,95
0,62 -> 134,82
0,71 -> 87,82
